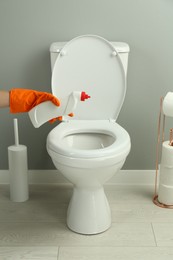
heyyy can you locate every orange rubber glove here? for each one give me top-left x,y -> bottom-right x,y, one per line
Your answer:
10,88 -> 60,113
49,113 -> 74,123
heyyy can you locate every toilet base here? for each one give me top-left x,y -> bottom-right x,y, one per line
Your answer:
67,186 -> 111,235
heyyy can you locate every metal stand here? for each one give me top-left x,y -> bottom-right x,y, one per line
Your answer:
153,97 -> 173,208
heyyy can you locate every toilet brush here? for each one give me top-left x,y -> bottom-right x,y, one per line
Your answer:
8,118 -> 29,202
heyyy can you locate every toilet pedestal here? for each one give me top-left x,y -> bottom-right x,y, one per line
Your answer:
67,186 -> 111,234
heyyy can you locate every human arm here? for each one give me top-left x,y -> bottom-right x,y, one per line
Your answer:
9,88 -> 60,113
0,90 -> 9,108
0,89 -> 60,111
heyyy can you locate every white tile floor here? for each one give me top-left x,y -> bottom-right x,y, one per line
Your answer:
0,184 -> 173,259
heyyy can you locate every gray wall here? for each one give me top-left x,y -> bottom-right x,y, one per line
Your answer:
0,0 -> 173,170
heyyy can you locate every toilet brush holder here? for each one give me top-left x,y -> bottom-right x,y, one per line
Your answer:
153,93 -> 173,208
8,118 -> 29,202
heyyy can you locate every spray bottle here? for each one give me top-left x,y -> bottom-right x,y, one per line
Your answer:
28,91 -> 91,128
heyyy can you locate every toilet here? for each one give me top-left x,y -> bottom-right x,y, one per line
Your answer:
47,35 -> 131,235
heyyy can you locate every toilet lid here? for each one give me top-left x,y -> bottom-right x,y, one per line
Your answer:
51,35 -> 126,120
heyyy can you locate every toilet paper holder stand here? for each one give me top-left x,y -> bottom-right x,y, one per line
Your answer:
153,93 -> 173,208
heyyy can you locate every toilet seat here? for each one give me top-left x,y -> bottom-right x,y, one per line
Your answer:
47,120 -> 130,160
51,35 -> 126,120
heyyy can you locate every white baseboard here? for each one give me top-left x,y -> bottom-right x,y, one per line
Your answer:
0,169 -> 155,185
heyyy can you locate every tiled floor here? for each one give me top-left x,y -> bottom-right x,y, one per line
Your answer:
0,184 -> 173,259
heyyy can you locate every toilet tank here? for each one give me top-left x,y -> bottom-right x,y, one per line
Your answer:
50,41 -> 130,77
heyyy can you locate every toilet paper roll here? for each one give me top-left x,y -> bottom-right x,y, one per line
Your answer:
158,183 -> 173,205
160,141 -> 173,167
163,92 -> 173,117
158,141 -> 173,205
8,145 -> 29,202
159,164 -> 173,185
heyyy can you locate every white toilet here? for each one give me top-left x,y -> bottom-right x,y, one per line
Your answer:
47,35 -> 131,235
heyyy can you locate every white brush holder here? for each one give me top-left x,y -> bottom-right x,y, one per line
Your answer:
8,119 -> 29,202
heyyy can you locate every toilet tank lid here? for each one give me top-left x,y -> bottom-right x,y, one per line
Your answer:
50,41 -> 130,53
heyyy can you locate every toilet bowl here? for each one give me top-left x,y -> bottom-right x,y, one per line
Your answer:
47,35 -> 131,234
47,120 -> 130,234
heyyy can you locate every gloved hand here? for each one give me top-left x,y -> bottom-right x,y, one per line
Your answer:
49,113 -> 74,123
10,88 -> 60,113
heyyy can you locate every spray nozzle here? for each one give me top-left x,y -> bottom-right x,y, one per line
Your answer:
81,91 -> 91,101
62,91 -> 91,116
